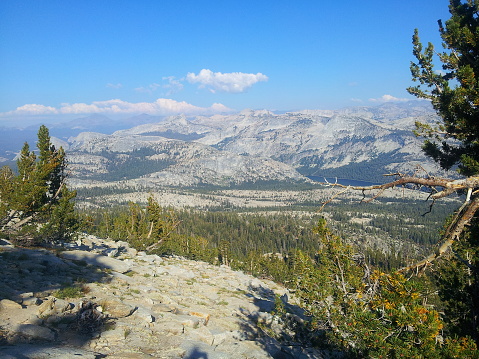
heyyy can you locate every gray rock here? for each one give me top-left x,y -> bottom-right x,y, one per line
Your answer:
106,247 -> 119,257
98,298 -> 135,318
59,250 -> 131,273
12,323 -> 55,341
151,303 -> 176,313
133,306 -> 155,323
0,344 -> 99,358
37,297 -> 55,317
0,299 -> 23,310
20,293 -> 43,306
52,298 -> 74,313
0,235 -> 328,358
162,265 -> 196,279
176,314 -> 200,328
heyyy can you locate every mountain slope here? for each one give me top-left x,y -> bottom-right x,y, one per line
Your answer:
4,102 -> 444,187
67,132 -> 310,186
78,102 -> 442,185
0,236 -> 324,358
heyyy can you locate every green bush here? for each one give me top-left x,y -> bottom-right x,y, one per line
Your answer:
54,286 -> 83,299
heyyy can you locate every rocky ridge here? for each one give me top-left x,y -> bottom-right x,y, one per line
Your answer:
63,102 -> 447,189
66,133 -> 310,187
0,237 -> 328,358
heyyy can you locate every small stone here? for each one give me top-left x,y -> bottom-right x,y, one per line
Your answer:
107,248 -> 119,257
53,298 -> 74,313
98,298 -> 135,318
151,303 -> 175,313
189,311 -> 211,326
19,292 -> 34,299
134,306 -> 155,323
22,296 -> 42,306
177,315 -> 200,328
37,297 -> 55,317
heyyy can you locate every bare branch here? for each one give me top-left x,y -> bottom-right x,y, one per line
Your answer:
321,173 -> 479,274
319,187 -> 351,212
320,175 -> 479,200
399,196 -> 479,273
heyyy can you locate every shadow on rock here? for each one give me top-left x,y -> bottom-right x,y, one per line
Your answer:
184,346 -> 209,359
0,243 -> 114,355
235,282 -> 330,359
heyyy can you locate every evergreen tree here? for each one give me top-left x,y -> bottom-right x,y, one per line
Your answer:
407,0 -> 479,344
0,125 -> 78,245
407,0 -> 479,176
293,220 -> 478,358
0,165 -> 15,224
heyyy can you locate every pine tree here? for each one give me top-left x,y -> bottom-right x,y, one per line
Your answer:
406,0 -> 479,345
293,220 -> 478,358
0,165 -> 15,225
407,0 -> 479,176
0,125 -> 78,245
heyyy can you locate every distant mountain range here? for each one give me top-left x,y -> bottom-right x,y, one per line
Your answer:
1,101 -> 449,187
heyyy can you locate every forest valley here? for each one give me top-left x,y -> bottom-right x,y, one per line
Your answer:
2,1 -> 479,357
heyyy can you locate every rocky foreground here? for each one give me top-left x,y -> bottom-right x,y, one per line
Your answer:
0,236 -> 331,358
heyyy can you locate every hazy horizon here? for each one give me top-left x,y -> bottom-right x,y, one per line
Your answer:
1,1 -> 448,126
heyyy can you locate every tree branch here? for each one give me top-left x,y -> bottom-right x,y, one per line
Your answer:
321,175 -> 479,201
398,196 -> 479,273
321,173 -> 479,274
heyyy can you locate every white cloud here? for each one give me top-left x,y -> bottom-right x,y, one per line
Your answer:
135,77 -> 184,95
1,99 -> 232,117
12,104 -> 58,115
162,76 -> 184,95
369,94 -> 408,103
134,83 -> 161,93
186,69 -> 268,93
106,83 -> 123,89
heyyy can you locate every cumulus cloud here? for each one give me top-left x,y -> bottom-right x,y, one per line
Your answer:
369,94 -> 409,103
186,69 -> 268,93
12,104 -> 58,115
1,99 -> 232,117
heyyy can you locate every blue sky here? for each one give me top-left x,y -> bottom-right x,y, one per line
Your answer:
0,0 -> 450,124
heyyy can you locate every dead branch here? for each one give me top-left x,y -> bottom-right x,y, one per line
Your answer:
321,175 -> 479,196
319,187 -> 351,212
320,173 -> 479,274
398,196 -> 479,273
